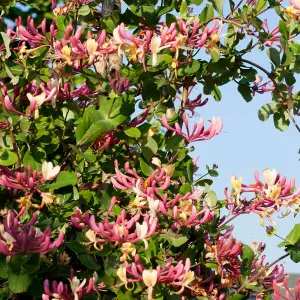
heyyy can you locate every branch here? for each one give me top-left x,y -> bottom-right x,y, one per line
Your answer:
239,58 -> 300,134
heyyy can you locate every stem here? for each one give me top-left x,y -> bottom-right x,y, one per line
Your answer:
226,0 -> 243,18
239,58 -> 300,134
0,93 -> 21,168
236,253 -> 289,293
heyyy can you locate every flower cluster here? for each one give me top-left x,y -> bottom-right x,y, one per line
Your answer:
0,210 -> 64,257
227,168 -> 300,225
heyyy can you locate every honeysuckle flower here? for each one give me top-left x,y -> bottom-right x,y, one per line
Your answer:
42,161 -> 61,181
122,255 -> 194,295
150,35 -> 162,67
162,113 -> 222,143
0,165 -> 41,191
40,192 -> 59,208
262,168 -> 277,186
68,277 -> 86,300
117,266 -> 129,289
27,92 -> 45,119
111,161 -> 171,199
71,203 -> 158,247
86,38 -> 99,64
0,210 -> 64,256
225,169 -> 300,226
174,271 -> 195,294
85,229 -> 104,251
273,276 -> 300,299
43,270 -> 96,300
148,198 -> 160,223
136,221 -> 148,249
231,175 -> 242,206
129,194 -> 147,215
251,255 -> 285,288
120,242 -> 136,262
142,270 -> 158,300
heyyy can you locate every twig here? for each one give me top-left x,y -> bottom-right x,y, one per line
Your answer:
239,58 -> 300,134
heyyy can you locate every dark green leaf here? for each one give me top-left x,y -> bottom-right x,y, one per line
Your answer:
78,254 -> 101,271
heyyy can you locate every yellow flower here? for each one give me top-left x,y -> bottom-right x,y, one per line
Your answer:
174,271 -> 195,294
142,269 -> 158,300
120,242 -> 136,262
61,45 -> 72,65
231,175 -> 242,206
117,266 -> 130,289
86,39 -> 98,64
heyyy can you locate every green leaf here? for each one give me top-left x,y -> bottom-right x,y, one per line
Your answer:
165,135 -> 183,152
190,0 -> 203,4
224,24 -> 236,48
78,5 -> 90,15
199,4 -> 214,22
124,127 -> 141,138
68,241 -> 86,254
0,150 -> 17,166
227,295 -> 247,300
284,224 -> 300,245
21,254 -> 40,274
241,244 -> 254,276
279,20 -> 289,40
286,242 -> 300,263
267,48 -> 280,66
141,136 -> 158,161
206,191 -> 217,207
23,147 -> 47,171
238,83 -> 253,102
55,16 -> 68,33
117,288 -> 137,300
8,269 -> 31,293
182,60 -> 200,75
173,235 -> 189,247
77,120 -> 115,145
0,255 -> 9,278
49,171 -> 77,190
4,64 -> 19,85
179,182 -> 192,195
139,157 -> 152,176
273,112 -> 290,131
255,0 -> 267,12
78,254 -> 101,271
0,32 -> 11,59
195,178 -> 213,186
210,0 -> 224,15
258,102 -> 279,121
180,0 -> 188,17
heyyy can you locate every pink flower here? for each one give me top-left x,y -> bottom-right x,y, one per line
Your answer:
42,269 -> 97,300
0,210 -> 64,256
162,113 -> 222,143
118,255 -> 194,297
109,71 -> 131,95
71,199 -> 158,249
111,161 -> 171,199
273,276 -> 300,299
0,166 -> 42,191
251,255 -> 285,288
